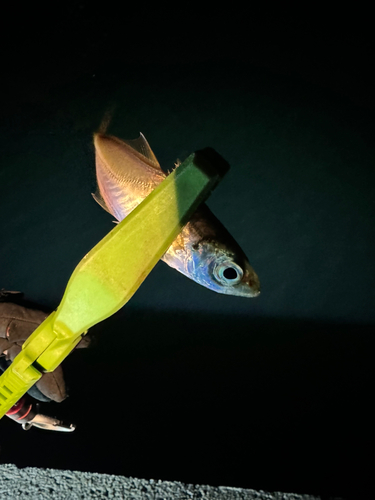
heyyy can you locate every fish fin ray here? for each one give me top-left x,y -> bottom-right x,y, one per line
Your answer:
91,190 -> 112,215
98,105 -> 116,135
123,132 -> 161,170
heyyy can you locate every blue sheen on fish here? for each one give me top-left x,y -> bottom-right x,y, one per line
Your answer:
93,133 -> 260,297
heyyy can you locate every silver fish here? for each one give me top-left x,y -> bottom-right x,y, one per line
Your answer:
93,132 -> 260,297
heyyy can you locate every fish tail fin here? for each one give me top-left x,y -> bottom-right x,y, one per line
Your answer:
98,104 -> 117,135
91,190 -> 112,215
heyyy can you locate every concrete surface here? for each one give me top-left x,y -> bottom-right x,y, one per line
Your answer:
0,464 -> 322,499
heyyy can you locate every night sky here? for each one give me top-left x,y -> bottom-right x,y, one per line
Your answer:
1,7 -> 374,500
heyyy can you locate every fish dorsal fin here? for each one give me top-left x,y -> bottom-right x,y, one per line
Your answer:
91,190 -> 112,215
122,132 -> 161,170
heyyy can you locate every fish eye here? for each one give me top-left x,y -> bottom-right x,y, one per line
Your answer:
214,262 -> 243,286
223,267 -> 238,280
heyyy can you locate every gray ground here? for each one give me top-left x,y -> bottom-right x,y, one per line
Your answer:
0,464 -> 321,499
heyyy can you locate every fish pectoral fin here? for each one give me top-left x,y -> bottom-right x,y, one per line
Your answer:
91,190 -> 112,215
123,132 -> 161,171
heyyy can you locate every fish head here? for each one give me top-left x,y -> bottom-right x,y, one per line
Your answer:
187,239 -> 260,298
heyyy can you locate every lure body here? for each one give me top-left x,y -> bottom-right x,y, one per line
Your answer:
93,133 -> 260,297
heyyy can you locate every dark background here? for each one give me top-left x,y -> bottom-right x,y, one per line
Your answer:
0,6 -> 374,500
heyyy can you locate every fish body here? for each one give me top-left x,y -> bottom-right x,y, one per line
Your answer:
93,133 -> 260,298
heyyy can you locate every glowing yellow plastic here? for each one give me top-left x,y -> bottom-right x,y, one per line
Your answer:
0,149 -> 228,418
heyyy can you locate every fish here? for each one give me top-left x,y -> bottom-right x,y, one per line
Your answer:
93,132 -> 260,297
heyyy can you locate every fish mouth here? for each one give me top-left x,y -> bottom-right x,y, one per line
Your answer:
250,286 -> 261,297
229,284 -> 260,298
223,275 -> 260,298
243,285 -> 261,298
239,268 -> 261,298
